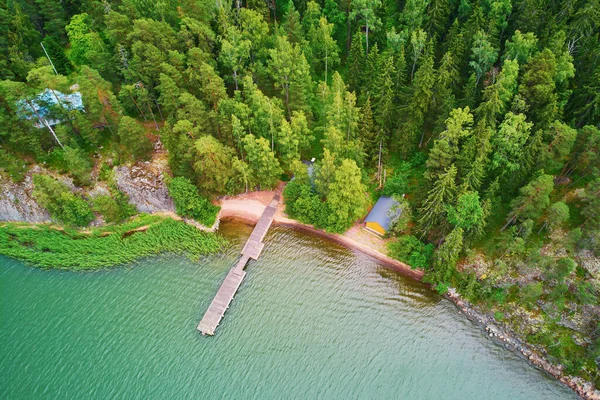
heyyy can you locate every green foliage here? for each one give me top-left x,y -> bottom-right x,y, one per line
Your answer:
431,227 -> 464,283
0,216 -> 226,270
193,135 -> 236,193
435,282 -> 450,295
382,163 -> 410,196
324,158 -> 367,232
117,116 -> 154,160
92,193 -> 136,225
447,191 -> 483,230
0,149 -> 27,182
521,281 -> 543,308
387,235 -> 434,269
1,0 -> 600,385
243,134 -> 283,189
167,177 -> 220,226
32,174 -> 94,228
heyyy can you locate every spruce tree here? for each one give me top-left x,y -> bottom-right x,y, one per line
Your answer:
347,30 -> 365,93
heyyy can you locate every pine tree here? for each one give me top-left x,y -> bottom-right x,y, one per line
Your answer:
490,112 -> 532,176
243,134 -> 283,189
325,158 -> 368,232
193,135 -> 235,193
117,117 -> 153,160
430,52 -> 460,134
283,0 -> 305,44
269,35 -> 312,117
427,0 -> 451,40
432,226 -> 464,283
469,30 -> 498,85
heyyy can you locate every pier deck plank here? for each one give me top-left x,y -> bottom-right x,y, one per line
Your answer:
197,194 -> 279,335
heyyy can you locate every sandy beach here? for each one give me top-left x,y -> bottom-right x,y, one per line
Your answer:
217,190 -> 424,281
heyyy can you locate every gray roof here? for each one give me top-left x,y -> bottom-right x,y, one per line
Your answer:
365,196 -> 401,231
17,89 -> 84,126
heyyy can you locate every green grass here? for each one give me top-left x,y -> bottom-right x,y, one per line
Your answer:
0,215 -> 227,270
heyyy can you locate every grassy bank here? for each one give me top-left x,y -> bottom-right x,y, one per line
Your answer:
0,214 -> 227,270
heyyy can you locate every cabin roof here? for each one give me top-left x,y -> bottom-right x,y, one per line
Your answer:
17,89 -> 84,123
365,196 -> 401,231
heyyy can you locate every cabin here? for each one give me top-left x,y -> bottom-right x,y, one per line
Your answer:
17,88 -> 84,128
364,196 -> 401,235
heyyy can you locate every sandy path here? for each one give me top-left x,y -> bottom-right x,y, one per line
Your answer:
218,191 -> 424,280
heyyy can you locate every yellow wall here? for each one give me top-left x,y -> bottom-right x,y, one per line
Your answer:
365,221 -> 386,235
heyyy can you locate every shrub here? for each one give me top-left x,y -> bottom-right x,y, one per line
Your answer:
32,174 -> 94,227
387,235 -> 434,269
167,177 -> 220,226
382,165 -> 410,196
435,282 -> 450,294
0,149 -> 27,182
521,282 -> 543,308
92,192 -> 136,224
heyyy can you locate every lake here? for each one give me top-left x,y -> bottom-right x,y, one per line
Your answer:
0,222 -> 576,399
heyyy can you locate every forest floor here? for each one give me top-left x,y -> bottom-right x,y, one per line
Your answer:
217,187 -> 423,280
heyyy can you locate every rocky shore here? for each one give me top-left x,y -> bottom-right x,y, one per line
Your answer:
446,288 -> 600,400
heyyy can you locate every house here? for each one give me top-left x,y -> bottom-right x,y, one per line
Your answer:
292,158 -> 316,186
364,196 -> 401,235
17,89 -> 84,128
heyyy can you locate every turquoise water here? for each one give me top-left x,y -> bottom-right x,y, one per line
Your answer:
0,223 -> 576,399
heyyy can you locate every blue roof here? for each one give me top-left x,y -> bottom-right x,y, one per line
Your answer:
17,89 -> 84,121
365,196 -> 401,231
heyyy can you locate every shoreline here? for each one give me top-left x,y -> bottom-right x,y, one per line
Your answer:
221,214 -> 423,280
2,192 -> 597,398
218,191 -> 598,400
217,192 -> 424,281
446,289 -> 599,400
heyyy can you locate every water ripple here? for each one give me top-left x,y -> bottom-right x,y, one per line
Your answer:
0,223 -> 576,400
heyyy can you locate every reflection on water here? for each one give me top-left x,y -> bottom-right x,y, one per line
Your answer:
0,222 -> 576,399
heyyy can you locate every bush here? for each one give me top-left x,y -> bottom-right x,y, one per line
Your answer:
0,149 -> 27,182
521,282 -> 543,308
382,166 -> 410,197
387,235 -> 434,269
435,282 -> 450,294
62,146 -> 93,186
44,146 -> 93,186
92,192 -> 136,224
167,177 -> 220,226
283,180 -> 329,228
32,174 -> 94,227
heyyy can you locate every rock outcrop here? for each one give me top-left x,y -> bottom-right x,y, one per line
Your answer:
114,162 -> 175,214
0,172 -> 51,223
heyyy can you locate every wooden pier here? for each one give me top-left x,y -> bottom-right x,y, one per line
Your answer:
197,194 -> 279,335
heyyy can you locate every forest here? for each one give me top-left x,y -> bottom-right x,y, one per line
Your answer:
0,0 -> 599,388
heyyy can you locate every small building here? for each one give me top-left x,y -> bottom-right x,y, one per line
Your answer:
364,196 -> 401,235
17,89 -> 84,128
